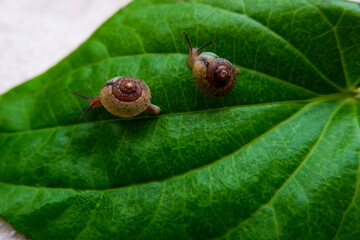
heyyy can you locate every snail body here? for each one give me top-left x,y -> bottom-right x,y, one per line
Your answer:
72,77 -> 160,120
184,32 -> 240,98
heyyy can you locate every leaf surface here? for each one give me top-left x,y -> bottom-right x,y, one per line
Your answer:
0,0 -> 359,239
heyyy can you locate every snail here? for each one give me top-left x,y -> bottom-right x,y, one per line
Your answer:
71,77 -> 161,120
183,32 -> 240,98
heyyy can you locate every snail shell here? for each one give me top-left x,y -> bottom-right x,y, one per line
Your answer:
72,76 -> 160,120
183,32 -> 240,98
193,53 -> 238,98
100,77 -> 152,117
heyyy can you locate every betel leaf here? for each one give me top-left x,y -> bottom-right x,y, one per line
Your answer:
0,0 -> 359,239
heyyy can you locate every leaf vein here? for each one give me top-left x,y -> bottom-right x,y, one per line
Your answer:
195,2 -> 344,90
0,99 -> 313,135
304,1 -> 350,88
332,101 -> 360,239
75,192 -> 104,240
213,100 -> 345,239
0,101 -> 311,191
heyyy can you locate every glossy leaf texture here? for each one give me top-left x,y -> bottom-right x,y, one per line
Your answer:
0,0 -> 359,239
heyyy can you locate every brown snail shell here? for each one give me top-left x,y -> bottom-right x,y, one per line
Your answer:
71,76 -> 160,120
193,54 -> 238,98
101,77 -> 152,117
184,32 -> 240,98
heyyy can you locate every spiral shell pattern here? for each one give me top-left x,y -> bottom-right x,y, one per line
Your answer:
193,54 -> 238,98
100,77 -> 151,117
112,78 -> 142,102
206,58 -> 236,89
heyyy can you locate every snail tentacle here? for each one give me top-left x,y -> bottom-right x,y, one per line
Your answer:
184,32 -> 215,69
71,92 -> 102,120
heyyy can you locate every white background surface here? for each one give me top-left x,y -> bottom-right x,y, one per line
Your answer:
0,0 -> 132,238
0,0 -> 132,94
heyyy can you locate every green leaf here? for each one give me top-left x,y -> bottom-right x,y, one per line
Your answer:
0,0 -> 359,239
